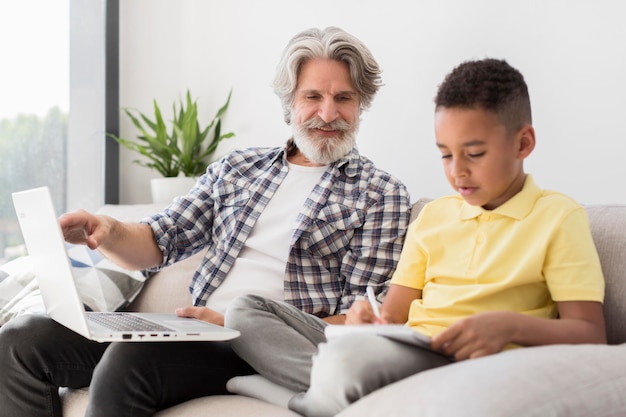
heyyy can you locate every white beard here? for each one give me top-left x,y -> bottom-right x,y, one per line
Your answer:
291,116 -> 359,165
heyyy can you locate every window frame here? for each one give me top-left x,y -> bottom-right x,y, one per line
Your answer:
105,0 -> 119,204
67,0 -> 119,211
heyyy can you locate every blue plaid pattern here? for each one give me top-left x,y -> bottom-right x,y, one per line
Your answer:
142,141 -> 411,317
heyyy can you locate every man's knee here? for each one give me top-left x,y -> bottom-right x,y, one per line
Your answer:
89,343 -> 164,416
0,315 -> 58,360
0,315 -> 71,394
0,317 -> 26,369
224,294 -> 269,329
1,314 -> 56,340
94,342 -> 153,379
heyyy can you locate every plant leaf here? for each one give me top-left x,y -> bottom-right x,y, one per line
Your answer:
110,88 -> 235,178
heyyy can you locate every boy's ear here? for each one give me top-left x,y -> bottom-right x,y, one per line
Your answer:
516,124 -> 536,159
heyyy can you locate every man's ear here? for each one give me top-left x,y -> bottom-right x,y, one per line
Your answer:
516,124 -> 536,159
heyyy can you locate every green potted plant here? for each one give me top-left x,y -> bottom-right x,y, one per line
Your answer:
109,89 -> 235,202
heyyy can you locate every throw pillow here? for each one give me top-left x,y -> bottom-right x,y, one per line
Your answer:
0,256 -> 44,325
0,245 -> 146,326
66,243 -> 146,312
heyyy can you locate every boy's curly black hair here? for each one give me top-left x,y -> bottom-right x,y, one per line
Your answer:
435,58 -> 532,133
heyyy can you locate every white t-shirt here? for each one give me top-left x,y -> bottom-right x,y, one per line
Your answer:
206,162 -> 327,313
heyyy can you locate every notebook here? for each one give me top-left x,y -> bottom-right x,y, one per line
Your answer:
325,324 -> 433,350
11,186 -> 240,343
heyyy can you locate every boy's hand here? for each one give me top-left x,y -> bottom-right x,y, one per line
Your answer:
431,311 -> 516,360
345,300 -> 385,325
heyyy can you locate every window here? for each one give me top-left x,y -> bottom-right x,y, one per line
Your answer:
0,0 -> 69,264
0,0 -> 118,265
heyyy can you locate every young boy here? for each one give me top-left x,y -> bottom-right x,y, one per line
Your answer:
226,58 -> 607,417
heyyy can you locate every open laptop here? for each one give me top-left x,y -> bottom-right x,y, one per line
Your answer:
12,186 -> 240,343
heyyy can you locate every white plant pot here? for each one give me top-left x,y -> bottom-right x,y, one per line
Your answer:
150,176 -> 197,204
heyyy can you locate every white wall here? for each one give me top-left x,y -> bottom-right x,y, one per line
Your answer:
119,0 -> 626,205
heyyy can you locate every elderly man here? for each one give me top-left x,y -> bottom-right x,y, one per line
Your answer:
0,26 -> 410,417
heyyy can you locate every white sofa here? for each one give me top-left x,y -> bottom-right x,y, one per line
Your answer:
61,200 -> 626,417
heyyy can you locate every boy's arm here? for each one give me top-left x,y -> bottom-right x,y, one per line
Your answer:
522,300 -> 606,345
380,284 -> 421,324
432,300 -> 606,361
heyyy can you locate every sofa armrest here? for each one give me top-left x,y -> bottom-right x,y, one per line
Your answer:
337,344 -> 626,417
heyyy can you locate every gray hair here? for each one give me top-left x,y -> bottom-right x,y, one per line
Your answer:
273,27 -> 383,125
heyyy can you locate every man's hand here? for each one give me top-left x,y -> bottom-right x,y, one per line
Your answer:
176,306 -> 225,326
60,210 -> 161,270
60,209 -> 109,250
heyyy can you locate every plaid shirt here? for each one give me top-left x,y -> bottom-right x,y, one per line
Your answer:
142,141 -> 411,317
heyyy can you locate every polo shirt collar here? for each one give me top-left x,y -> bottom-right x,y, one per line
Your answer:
460,175 -> 541,220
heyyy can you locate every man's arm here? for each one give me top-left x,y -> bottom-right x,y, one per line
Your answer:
60,209 -> 162,270
338,186 -> 411,314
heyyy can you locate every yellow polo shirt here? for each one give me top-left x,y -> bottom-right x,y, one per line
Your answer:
391,175 -> 605,337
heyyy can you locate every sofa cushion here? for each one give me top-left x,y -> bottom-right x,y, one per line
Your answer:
96,203 -> 169,222
126,251 -> 202,313
227,375 -> 297,408
60,388 -> 301,417
337,343 -> 626,417
154,395 -> 302,417
585,205 -> 626,344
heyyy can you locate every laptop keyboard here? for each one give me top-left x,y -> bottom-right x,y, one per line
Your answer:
87,312 -> 174,332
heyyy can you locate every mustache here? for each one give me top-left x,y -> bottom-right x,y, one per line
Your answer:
300,117 -> 352,132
